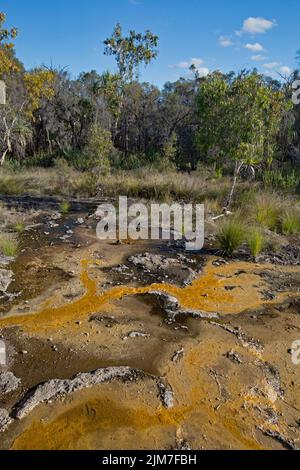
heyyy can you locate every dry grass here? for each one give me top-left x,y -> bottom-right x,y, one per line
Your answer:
0,233 -> 19,257
0,165 -> 234,203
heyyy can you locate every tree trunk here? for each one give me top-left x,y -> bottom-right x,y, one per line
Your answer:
226,161 -> 243,209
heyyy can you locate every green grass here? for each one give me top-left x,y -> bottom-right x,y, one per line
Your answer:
281,210 -> 300,235
217,217 -> 246,257
247,229 -> 265,258
59,201 -> 71,215
253,193 -> 282,230
13,221 -> 26,234
0,234 -> 19,257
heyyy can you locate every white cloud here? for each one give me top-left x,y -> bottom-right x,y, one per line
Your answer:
177,61 -> 190,69
194,67 -> 210,77
263,62 -> 280,69
239,17 -> 277,35
219,36 -> 234,47
172,58 -> 209,77
251,55 -> 267,61
245,42 -> 264,52
191,58 -> 204,67
280,66 -> 292,75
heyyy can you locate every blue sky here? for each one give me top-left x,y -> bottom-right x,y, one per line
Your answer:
1,0 -> 299,86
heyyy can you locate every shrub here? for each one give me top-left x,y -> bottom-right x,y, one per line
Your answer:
262,169 -> 300,192
59,201 -> 71,215
247,229 -> 265,257
217,217 -> 246,256
281,210 -> 300,235
0,234 -> 19,257
85,124 -> 114,172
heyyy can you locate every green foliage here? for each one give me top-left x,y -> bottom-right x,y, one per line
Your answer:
196,72 -> 291,169
0,234 -> 19,256
262,169 -> 300,192
215,166 -> 223,179
59,201 -> 71,215
162,132 -> 178,163
85,124 -> 114,173
104,23 -> 159,82
247,229 -> 265,257
217,216 -> 246,256
0,11 -> 18,76
281,210 -> 300,234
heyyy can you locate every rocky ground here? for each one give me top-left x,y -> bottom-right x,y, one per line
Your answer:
0,196 -> 299,450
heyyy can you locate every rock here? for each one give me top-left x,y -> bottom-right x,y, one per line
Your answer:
20,350 -> 28,355
13,367 -> 145,419
0,255 -> 15,267
226,350 -> 243,364
172,348 -> 185,363
13,367 -> 174,420
51,212 -> 62,221
129,253 -> 179,272
123,332 -> 150,340
77,218 -> 84,225
150,291 -> 219,323
0,372 -> 21,395
257,427 -> 299,450
211,322 -> 264,353
259,361 -> 284,401
0,269 -> 13,293
0,409 -> 12,433
89,314 -> 119,328
156,378 -> 174,409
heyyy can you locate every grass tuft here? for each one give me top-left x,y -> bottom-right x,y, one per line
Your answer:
0,234 -> 19,257
13,221 -> 26,234
253,193 -> 282,231
217,216 -> 246,257
247,229 -> 265,258
281,210 -> 300,235
59,201 -> 71,215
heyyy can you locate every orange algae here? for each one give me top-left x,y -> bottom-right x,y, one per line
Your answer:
0,259 -> 297,334
10,363 -> 263,451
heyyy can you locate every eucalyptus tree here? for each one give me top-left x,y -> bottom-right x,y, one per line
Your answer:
104,23 -> 159,83
196,71 -> 291,207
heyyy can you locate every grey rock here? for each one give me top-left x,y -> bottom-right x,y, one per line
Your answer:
14,367 -> 145,419
226,350 -> 243,364
150,291 -> 219,323
0,255 -> 15,267
0,269 -> 13,293
156,378 -> 174,409
0,372 -> 21,395
13,367 -> 174,420
129,253 -> 178,272
123,331 -> 150,340
0,408 -> 12,433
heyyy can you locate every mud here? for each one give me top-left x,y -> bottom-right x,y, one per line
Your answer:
0,198 -> 299,450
